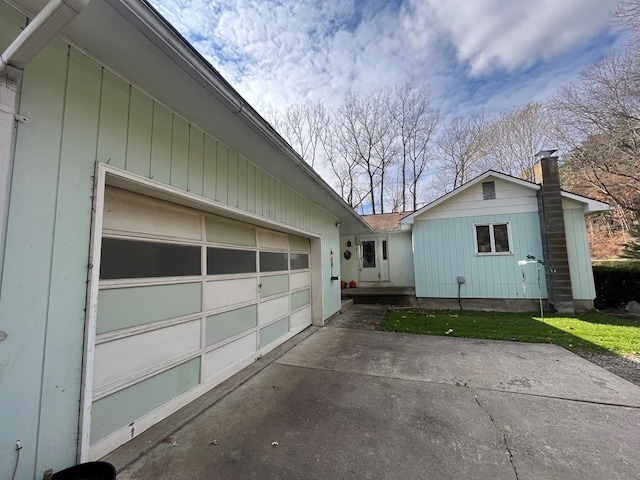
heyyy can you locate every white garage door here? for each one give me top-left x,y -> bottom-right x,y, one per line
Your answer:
88,187 -> 311,458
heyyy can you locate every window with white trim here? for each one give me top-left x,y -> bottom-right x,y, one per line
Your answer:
474,222 -> 511,254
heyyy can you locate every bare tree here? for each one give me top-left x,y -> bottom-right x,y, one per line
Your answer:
268,101 -> 331,168
434,113 -> 487,193
614,0 -> 640,47
388,83 -> 441,210
335,90 -> 396,214
550,50 -> 640,225
479,102 -> 553,180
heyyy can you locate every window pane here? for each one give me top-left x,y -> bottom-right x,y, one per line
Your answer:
100,238 -> 201,279
260,251 -> 288,272
475,225 -> 491,253
493,224 -> 510,252
290,253 -> 309,270
382,240 -> 388,260
362,241 -> 376,267
208,247 -> 256,274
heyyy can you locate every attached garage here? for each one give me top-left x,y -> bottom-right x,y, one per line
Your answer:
0,0 -> 373,475
86,185 -> 313,458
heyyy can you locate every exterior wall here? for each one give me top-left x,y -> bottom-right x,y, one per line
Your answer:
413,177 -> 545,301
413,212 -> 546,300
0,6 -> 339,477
339,235 -> 359,286
563,206 -> 597,302
388,231 -> 415,286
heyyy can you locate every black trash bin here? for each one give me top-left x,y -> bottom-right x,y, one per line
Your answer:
51,461 -> 116,480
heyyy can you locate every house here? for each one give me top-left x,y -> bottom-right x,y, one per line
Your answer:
0,0 -> 372,477
340,154 -> 609,313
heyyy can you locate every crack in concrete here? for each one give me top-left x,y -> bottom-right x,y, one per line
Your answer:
475,394 -> 519,480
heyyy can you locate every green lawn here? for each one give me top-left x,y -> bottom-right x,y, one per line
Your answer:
379,309 -> 640,356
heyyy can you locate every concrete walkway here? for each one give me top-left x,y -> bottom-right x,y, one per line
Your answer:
113,305 -> 640,480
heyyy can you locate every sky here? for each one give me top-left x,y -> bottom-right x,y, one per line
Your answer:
150,0 -> 625,122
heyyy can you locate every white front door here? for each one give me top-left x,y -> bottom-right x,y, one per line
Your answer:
359,237 -> 389,283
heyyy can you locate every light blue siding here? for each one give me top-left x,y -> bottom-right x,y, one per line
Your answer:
125,87 -> 153,176
0,6 -> 342,475
413,212 -> 546,300
564,208 -> 596,300
97,70 -> 129,169
0,35 -> 71,479
37,48 -> 102,472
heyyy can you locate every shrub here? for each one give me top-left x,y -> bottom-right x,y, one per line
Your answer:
592,262 -> 640,307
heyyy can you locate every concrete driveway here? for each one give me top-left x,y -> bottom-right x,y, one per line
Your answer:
111,306 -> 640,480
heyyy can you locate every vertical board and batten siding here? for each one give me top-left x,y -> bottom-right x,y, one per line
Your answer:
563,207 -> 597,300
411,176 -> 547,300
413,213 -> 546,299
0,5 -> 339,477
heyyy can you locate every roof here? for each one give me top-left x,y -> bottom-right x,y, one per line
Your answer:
9,0 -> 372,235
401,170 -> 610,225
361,212 -> 412,231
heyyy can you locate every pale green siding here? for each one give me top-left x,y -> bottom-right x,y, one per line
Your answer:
413,213 -> 546,299
564,208 -> 597,300
0,4 -> 341,477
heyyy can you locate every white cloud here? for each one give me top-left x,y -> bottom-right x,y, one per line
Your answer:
149,0 -> 623,127
402,0 -> 620,75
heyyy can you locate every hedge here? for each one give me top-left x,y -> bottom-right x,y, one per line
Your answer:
592,262 -> 640,307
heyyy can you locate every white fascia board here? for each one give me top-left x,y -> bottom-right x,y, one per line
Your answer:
560,191 -> 611,214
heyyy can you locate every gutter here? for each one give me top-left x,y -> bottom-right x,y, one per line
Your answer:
0,0 -> 90,296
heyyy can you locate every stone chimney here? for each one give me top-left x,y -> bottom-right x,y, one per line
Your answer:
533,150 -> 574,314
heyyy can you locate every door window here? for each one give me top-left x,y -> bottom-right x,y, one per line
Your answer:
362,241 -> 376,268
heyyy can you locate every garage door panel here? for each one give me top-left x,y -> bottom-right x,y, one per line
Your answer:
92,187 -> 314,457
205,215 -> 256,246
259,318 -> 289,349
204,278 -> 257,311
260,274 -> 289,297
206,305 -> 257,346
291,307 -> 311,330
257,229 -> 288,249
90,358 -> 200,444
103,187 -> 201,240
97,283 -> 202,334
203,333 -> 257,381
290,271 -> 310,290
291,288 -> 311,311
258,296 -> 289,326
288,235 -> 309,251
93,320 -> 201,392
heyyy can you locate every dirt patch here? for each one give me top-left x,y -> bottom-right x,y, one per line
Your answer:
577,352 -> 640,388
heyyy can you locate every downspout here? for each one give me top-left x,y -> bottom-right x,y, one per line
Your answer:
0,0 -> 90,297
